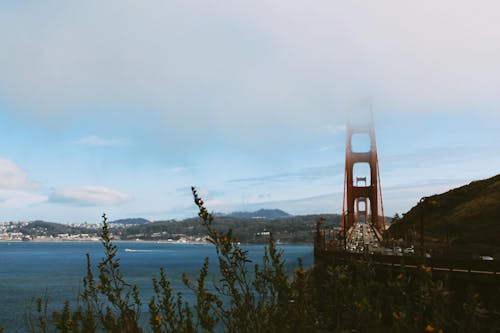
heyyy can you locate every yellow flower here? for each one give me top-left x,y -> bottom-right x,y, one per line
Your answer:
155,315 -> 162,323
424,324 -> 435,332
392,311 -> 400,320
397,273 -> 405,280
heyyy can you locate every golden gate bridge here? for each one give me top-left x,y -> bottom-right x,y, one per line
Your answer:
314,113 -> 500,281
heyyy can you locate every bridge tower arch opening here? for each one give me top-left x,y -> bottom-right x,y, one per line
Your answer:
355,197 -> 369,223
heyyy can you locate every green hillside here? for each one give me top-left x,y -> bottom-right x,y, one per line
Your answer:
387,174 -> 500,258
16,221 -> 91,237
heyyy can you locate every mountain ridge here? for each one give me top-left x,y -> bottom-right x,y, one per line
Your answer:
110,218 -> 151,225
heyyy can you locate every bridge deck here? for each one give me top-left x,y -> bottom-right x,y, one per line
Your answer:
314,249 -> 500,282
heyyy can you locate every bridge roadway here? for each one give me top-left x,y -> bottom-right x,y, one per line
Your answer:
314,249 -> 500,282
317,222 -> 498,281
345,221 -> 380,253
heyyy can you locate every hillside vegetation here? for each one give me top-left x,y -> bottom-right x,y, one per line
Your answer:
4,213 -> 341,244
388,174 -> 500,258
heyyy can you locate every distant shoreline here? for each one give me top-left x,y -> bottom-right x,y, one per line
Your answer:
0,239 -> 313,246
0,239 -> 210,245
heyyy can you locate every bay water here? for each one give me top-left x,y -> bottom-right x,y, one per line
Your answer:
0,241 -> 313,332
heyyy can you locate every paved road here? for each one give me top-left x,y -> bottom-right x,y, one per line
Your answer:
346,221 -> 379,253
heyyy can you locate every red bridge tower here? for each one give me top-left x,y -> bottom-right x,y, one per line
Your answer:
341,115 -> 386,236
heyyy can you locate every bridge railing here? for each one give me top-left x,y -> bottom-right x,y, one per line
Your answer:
314,248 -> 500,280
314,224 -> 344,254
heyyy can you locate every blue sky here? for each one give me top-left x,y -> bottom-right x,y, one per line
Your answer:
0,1 -> 499,223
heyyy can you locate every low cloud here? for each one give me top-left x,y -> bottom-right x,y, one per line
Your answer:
0,159 -> 47,208
0,190 -> 47,209
78,135 -> 127,147
0,159 -> 39,190
1,1 -> 498,147
50,186 -> 130,206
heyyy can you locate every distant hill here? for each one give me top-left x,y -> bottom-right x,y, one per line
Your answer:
5,213 -> 341,244
388,174 -> 500,258
110,218 -> 150,225
226,209 -> 291,219
119,213 -> 341,244
15,221 -> 91,237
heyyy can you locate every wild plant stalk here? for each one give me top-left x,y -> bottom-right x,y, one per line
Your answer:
31,214 -> 143,333
189,186 -> 316,332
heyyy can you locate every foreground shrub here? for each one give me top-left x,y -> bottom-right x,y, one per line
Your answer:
30,188 -> 313,332
28,187 -> 500,332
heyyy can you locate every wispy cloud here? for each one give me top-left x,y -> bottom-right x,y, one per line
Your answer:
326,124 -> 346,136
318,144 -> 343,152
78,135 -> 127,147
229,164 -> 344,185
226,192 -> 343,216
380,145 -> 500,173
50,186 -> 130,206
164,166 -> 186,173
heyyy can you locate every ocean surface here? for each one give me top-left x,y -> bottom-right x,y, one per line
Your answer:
0,241 -> 313,332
